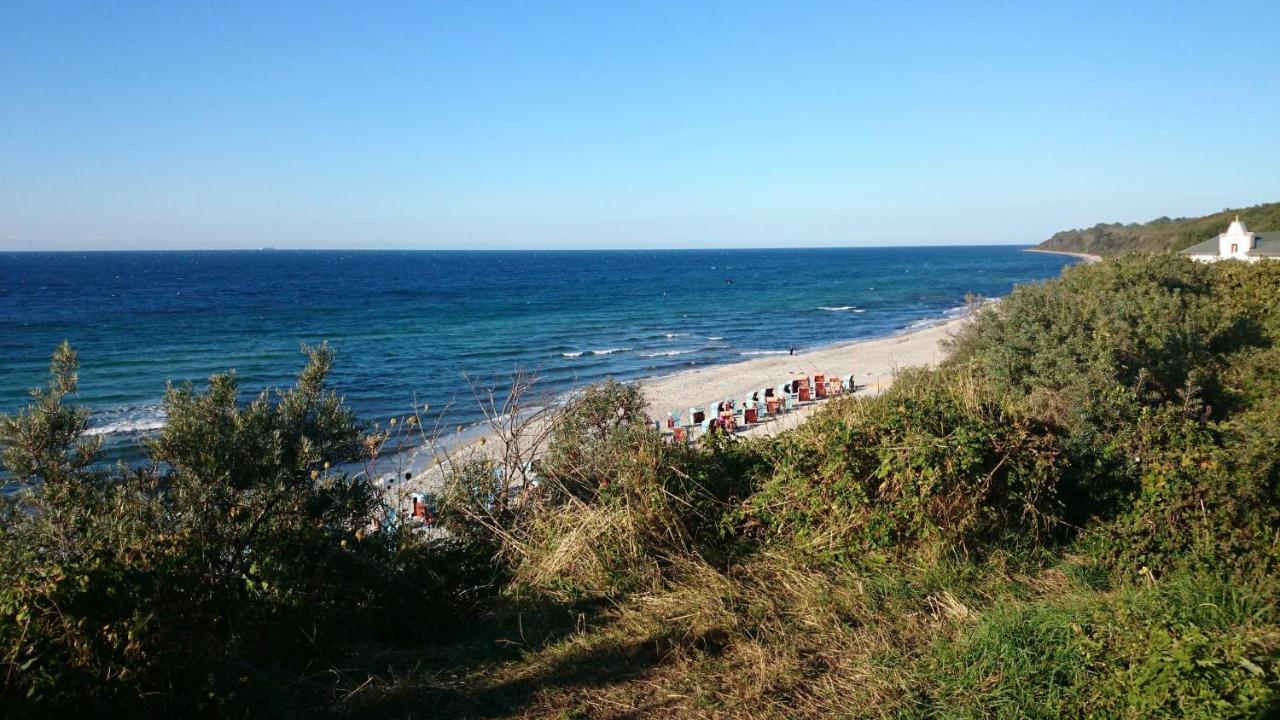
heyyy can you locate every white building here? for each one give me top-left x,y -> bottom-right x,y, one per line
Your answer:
1181,217 -> 1280,263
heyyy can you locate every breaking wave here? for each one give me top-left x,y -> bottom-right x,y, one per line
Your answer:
84,405 -> 168,437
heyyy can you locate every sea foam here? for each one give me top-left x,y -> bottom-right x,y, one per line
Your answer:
83,405 -> 168,436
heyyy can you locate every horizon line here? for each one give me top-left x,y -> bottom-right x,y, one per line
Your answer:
0,242 -> 1042,254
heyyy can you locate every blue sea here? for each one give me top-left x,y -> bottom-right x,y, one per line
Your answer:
0,247 -> 1074,459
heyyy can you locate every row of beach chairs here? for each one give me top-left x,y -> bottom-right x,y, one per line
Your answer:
660,372 -> 858,443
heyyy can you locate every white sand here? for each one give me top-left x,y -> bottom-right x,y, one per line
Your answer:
642,316 -> 965,429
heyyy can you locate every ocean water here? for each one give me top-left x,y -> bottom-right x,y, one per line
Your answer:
0,247 -> 1074,458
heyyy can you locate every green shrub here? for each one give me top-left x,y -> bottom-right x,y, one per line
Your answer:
914,572 -> 1278,719
446,379 -> 763,599
742,366 -> 1068,563
0,345 -> 469,717
538,379 -> 653,499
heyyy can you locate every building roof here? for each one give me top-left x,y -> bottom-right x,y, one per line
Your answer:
1181,231 -> 1280,258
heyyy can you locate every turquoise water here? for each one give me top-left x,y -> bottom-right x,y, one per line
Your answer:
0,247 -> 1074,457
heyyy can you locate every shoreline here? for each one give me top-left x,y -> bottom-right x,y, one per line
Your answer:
640,313 -> 968,426
1023,247 -> 1102,264
383,310 -> 976,505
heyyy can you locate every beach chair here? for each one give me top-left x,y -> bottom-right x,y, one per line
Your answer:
673,426 -> 688,444
814,373 -> 827,398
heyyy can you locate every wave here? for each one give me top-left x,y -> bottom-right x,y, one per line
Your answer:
818,305 -> 862,312
640,349 -> 697,358
739,350 -> 789,356
590,347 -> 631,355
706,335 -> 724,340
905,305 -> 973,331
84,405 -> 168,437
663,332 -> 690,338
561,351 -> 583,358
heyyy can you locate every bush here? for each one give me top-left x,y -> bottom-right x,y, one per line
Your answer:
947,256 -> 1280,575
441,378 -> 762,600
0,345 -> 467,717
915,572 -> 1278,718
742,366 -> 1068,563
537,380 -> 653,499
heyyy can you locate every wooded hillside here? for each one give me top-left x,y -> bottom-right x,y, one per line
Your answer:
1038,201 -> 1280,255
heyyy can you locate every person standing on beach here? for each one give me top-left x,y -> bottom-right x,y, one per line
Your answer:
789,346 -> 795,356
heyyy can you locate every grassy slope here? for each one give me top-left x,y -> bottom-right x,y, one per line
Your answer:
325,257 -> 1280,719
1037,201 -> 1280,255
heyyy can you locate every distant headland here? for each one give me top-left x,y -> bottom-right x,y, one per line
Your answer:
1036,200 -> 1280,256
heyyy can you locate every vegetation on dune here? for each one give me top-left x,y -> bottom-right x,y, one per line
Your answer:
1037,200 -> 1280,255
0,344 -> 486,717
4,255 -> 1280,717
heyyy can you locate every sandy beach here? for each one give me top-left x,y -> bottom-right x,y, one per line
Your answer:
384,314 -> 970,504
1023,248 -> 1102,264
641,315 -> 966,435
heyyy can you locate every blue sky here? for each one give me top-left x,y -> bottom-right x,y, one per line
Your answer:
1,1 -> 1277,250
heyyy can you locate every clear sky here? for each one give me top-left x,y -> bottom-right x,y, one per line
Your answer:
1,1 -> 1277,251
